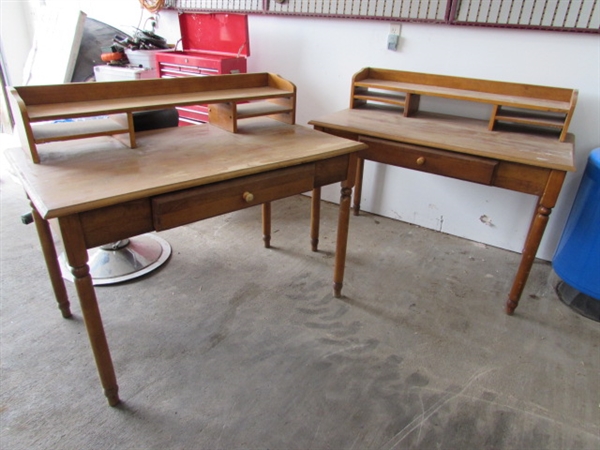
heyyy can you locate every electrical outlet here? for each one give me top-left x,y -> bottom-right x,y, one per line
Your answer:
390,23 -> 401,36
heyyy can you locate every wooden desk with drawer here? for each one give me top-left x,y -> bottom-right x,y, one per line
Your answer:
310,107 -> 575,315
6,120 -> 365,406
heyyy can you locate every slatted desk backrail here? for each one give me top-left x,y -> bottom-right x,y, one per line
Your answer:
8,72 -> 297,163
351,67 -> 577,142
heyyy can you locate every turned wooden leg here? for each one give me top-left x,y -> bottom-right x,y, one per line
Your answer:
505,170 -> 566,315
333,186 -> 353,298
30,204 -> 71,318
310,188 -> 321,252
262,202 -> 271,249
506,205 -> 552,315
59,215 -> 120,406
352,158 -> 364,216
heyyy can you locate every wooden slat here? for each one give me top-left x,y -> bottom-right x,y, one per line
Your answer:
12,72 -> 271,104
363,68 -> 575,102
26,86 -> 292,122
355,78 -> 572,112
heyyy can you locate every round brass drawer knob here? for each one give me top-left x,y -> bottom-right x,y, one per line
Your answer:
243,191 -> 254,203
416,156 -> 426,165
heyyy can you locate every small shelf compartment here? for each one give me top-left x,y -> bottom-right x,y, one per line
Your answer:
353,87 -> 408,107
236,100 -> 294,119
209,96 -> 296,133
490,105 -> 568,130
31,114 -> 132,144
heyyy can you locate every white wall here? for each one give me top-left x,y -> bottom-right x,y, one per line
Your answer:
0,1 -> 35,85
4,2 -> 599,260
240,15 -> 599,261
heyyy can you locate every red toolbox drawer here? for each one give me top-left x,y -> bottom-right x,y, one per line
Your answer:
155,13 -> 250,125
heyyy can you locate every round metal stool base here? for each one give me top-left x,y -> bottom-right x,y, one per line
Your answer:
60,233 -> 171,285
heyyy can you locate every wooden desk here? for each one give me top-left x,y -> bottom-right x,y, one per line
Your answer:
6,120 -> 365,406
309,107 -> 575,315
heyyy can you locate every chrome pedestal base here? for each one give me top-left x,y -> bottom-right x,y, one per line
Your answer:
59,233 -> 171,285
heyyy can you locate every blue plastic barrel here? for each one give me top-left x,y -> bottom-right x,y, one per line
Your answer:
553,148 -> 600,300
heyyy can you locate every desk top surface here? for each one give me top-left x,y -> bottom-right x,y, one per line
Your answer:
6,120 -> 365,219
309,107 -> 575,172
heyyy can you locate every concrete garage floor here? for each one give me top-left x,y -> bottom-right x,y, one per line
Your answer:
1,143 -> 599,449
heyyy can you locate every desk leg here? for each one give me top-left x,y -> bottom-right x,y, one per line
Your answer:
505,170 -> 566,315
30,204 -> 71,318
262,202 -> 271,248
58,215 -> 120,406
311,188 -> 321,252
333,186 -> 353,298
352,157 -> 365,216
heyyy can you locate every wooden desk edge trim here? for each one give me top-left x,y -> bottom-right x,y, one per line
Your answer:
5,142 -> 367,220
308,119 -> 575,173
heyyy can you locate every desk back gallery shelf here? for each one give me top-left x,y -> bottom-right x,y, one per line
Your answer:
9,72 -> 296,163
350,67 -> 578,142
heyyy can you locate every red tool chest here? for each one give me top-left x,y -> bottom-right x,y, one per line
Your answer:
156,13 -> 250,125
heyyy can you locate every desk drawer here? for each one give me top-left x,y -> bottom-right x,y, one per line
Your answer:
152,164 -> 315,231
359,136 -> 498,185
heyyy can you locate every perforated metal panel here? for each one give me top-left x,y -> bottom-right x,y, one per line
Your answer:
453,0 -> 599,31
164,0 -> 599,33
266,0 -> 449,20
167,0 -> 262,12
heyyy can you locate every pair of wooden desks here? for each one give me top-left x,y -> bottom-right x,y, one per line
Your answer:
7,69 -> 577,405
